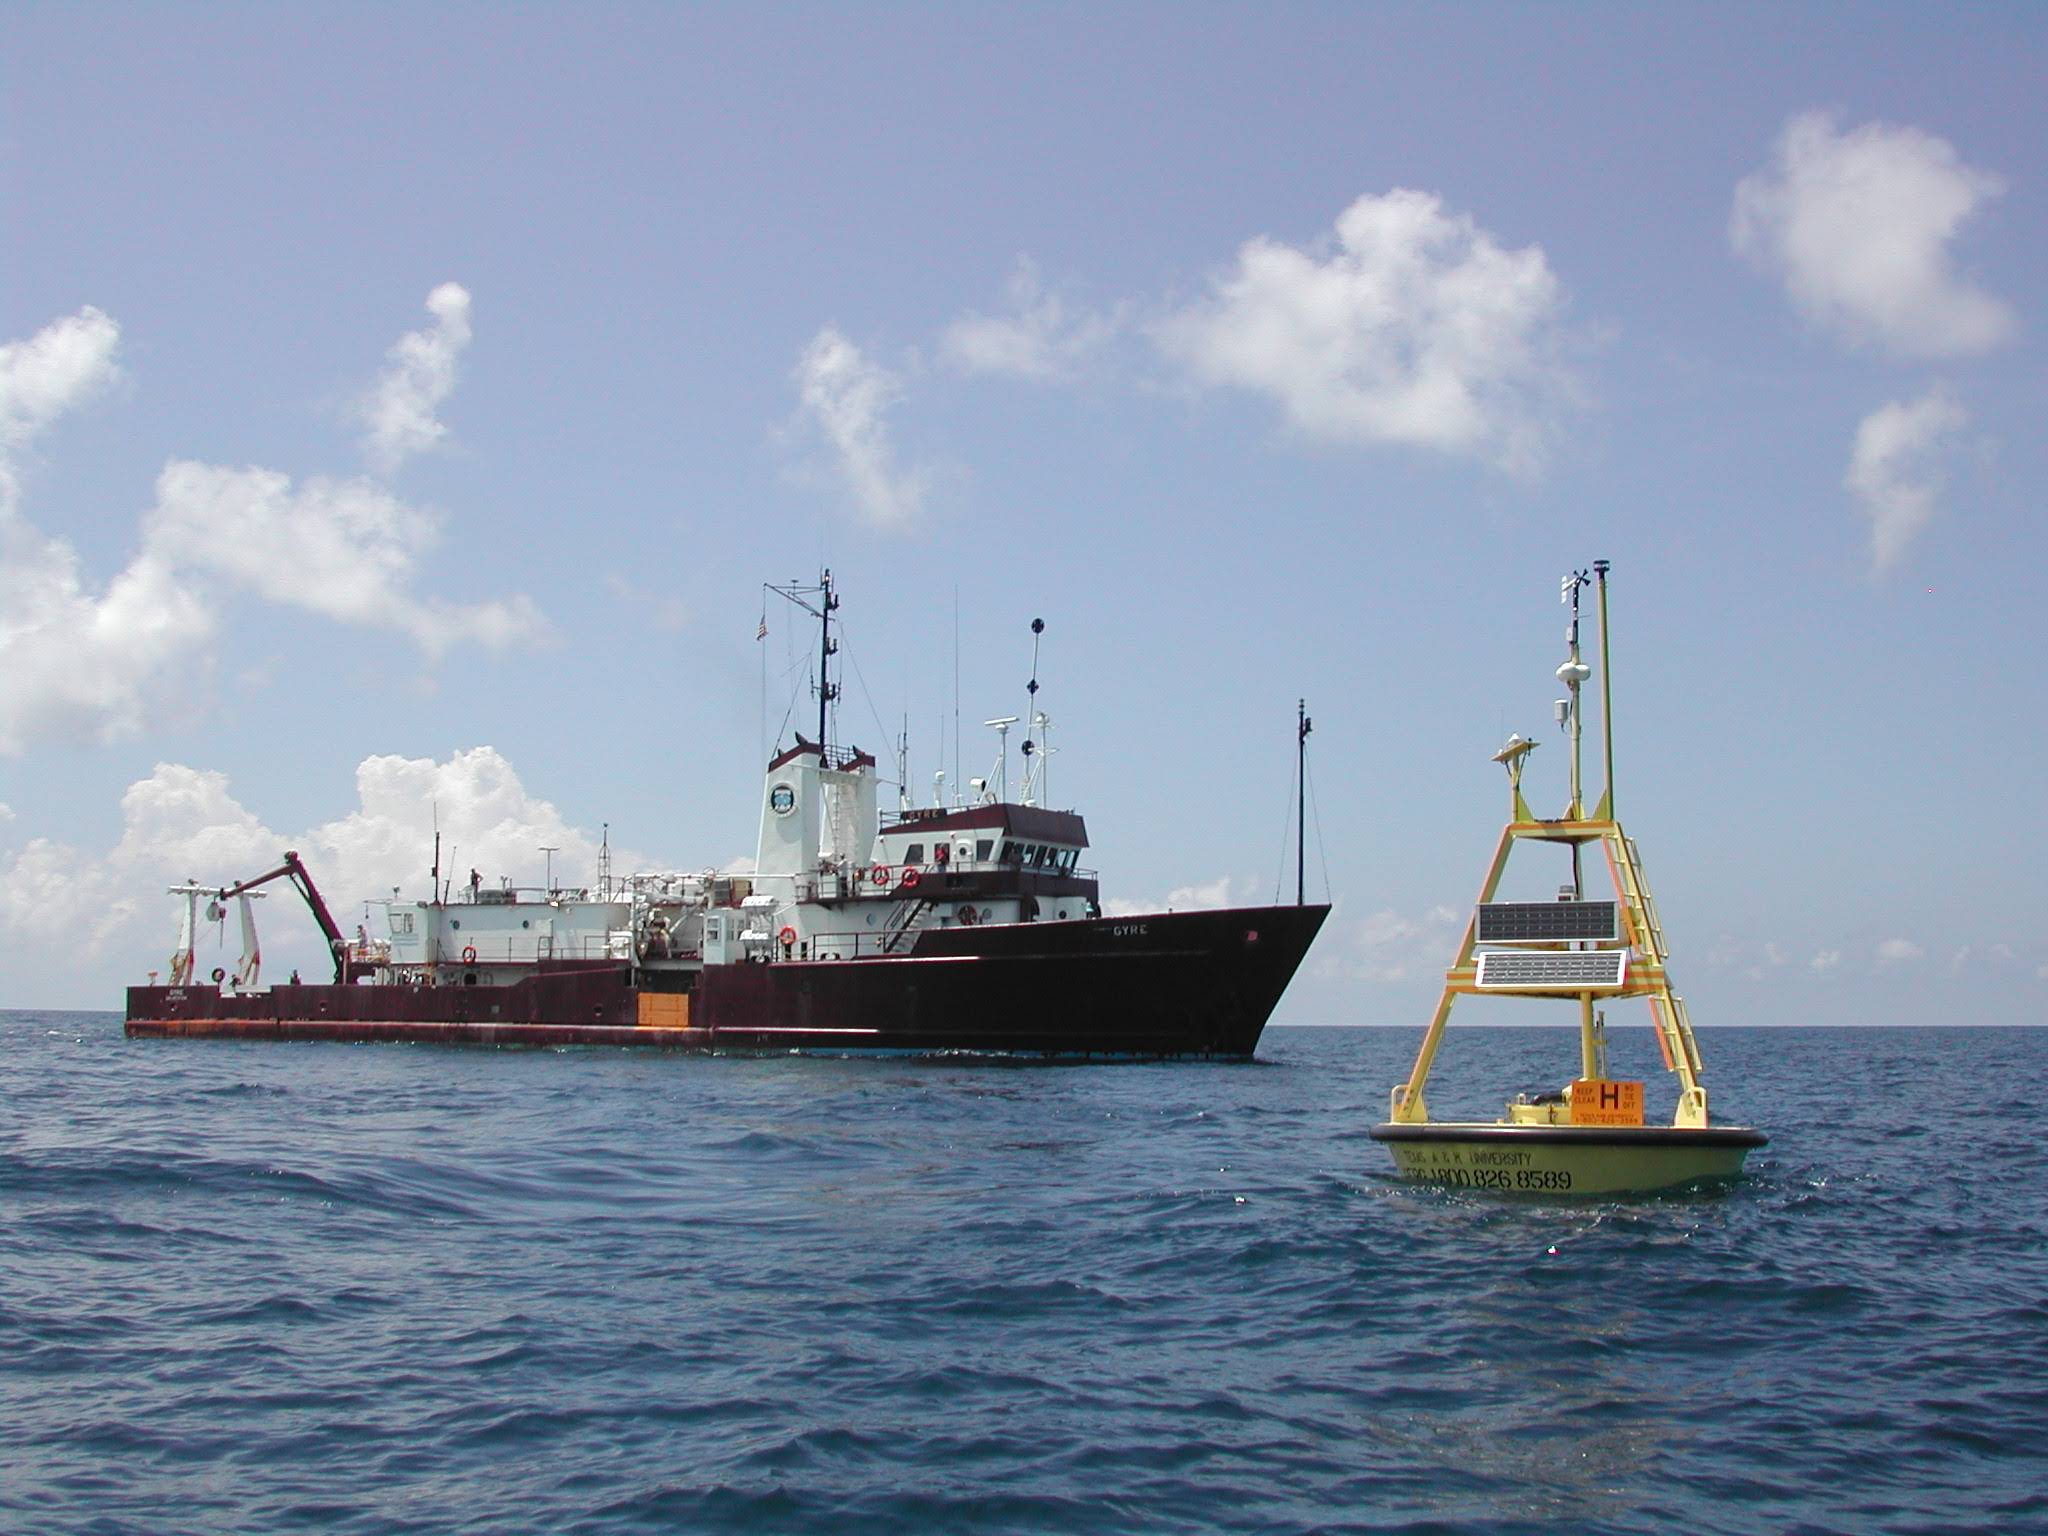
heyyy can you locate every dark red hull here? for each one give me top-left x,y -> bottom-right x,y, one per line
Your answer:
125,905 -> 1328,1058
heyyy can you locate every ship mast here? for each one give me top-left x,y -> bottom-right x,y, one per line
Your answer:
765,569 -> 842,757
1020,618 -> 1050,806
1297,699 -> 1312,906
819,568 -> 838,751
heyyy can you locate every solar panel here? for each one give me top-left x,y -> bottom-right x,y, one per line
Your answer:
1475,950 -> 1628,990
1475,901 -> 1620,944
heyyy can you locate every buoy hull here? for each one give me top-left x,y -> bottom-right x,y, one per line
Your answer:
1370,1122 -> 1766,1196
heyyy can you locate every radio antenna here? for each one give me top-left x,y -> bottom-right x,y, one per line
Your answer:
952,585 -> 962,806
1594,558 -> 1614,818
764,569 -> 839,753
1020,618 -> 1046,805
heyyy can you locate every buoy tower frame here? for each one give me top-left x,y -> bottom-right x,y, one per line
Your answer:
1387,560 -> 1717,1135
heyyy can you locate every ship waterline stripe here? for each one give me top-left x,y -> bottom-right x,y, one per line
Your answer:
711,1026 -> 884,1036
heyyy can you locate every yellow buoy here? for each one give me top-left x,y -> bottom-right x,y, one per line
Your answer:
1370,560 -> 1766,1195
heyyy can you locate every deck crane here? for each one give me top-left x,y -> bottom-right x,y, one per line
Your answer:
217,851 -> 352,983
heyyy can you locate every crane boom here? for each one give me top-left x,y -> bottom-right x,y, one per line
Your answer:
220,851 -> 350,982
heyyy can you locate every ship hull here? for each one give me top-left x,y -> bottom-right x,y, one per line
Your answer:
126,904 -> 1328,1058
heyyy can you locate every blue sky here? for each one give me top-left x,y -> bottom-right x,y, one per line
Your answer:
3,2 -> 2043,1025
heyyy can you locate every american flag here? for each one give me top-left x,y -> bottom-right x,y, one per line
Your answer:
756,618 -> 768,641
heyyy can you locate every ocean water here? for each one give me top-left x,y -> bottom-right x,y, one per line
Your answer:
2,1013 -> 2044,1536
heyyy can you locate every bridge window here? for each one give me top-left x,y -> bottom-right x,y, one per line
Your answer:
975,839 -> 993,861
903,842 -> 925,865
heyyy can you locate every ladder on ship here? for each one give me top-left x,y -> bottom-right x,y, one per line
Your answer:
881,896 -> 934,955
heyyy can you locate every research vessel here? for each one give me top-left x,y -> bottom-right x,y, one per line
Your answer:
1369,561 -> 1765,1193
127,574 -> 1327,1056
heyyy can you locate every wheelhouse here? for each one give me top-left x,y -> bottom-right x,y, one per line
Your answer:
873,803 -> 1090,879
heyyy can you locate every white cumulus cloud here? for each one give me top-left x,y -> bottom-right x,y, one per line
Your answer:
940,260 -> 1118,382
0,305 -> 122,512
0,532 -> 211,754
1323,903 -> 1462,984
1876,937 -> 1924,966
1845,386 -> 1967,571
1933,944 -> 2012,978
1166,875 -> 1238,910
0,747 -> 644,1001
0,764 -> 278,964
358,282 -> 473,473
1811,949 -> 1842,974
0,293 -> 544,754
0,306 -> 213,754
791,326 -> 927,529
113,762 -> 282,880
147,460 -> 546,654
1732,112 -> 2013,358
1154,189 -> 1575,472
1102,873 -> 1252,917
304,747 -> 615,907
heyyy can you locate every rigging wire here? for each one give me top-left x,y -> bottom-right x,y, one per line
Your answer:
1270,708 -> 1332,905
760,579 -> 827,756
1305,751 -> 1333,905
837,625 -> 902,794
771,657 -> 806,753
773,690 -> 803,753
1271,764 -> 1297,907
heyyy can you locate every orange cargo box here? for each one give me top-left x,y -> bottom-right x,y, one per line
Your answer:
636,993 -> 690,1029
1569,1077 -> 1645,1126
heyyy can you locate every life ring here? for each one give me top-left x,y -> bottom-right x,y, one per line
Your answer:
778,925 -> 797,946
957,904 -> 977,926
211,967 -> 226,984
461,945 -> 477,964
870,864 -> 891,886
900,867 -> 920,890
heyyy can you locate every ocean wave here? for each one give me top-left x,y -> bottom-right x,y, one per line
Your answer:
4,1018 -> 2046,1535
